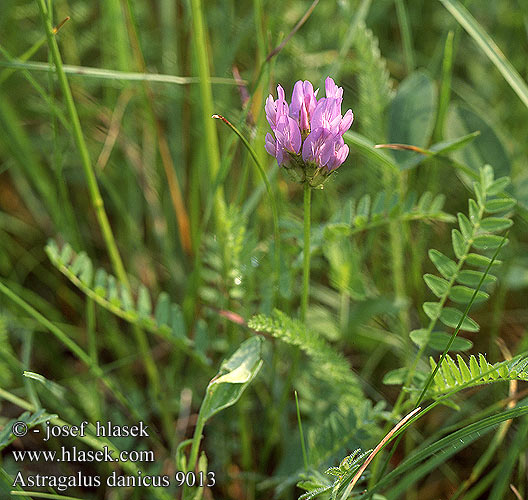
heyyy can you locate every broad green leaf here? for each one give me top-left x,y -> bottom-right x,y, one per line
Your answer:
383,368 -> 408,385
468,199 -> 479,221
456,270 -> 496,288
473,181 -> 485,207
59,243 -> 73,263
416,192 -> 431,212
439,307 -> 479,332
472,234 -> 507,251
388,71 -> 437,167
479,217 -> 513,233
154,292 -> 171,326
423,302 -> 441,320
372,191 -> 386,217
466,253 -> 502,268
71,252 -> 88,276
487,177 -> 510,196
120,285 -> 133,312
457,213 -> 472,239
429,194 -> 446,212
137,285 -> 152,318
445,104 -> 510,179
79,258 -> 93,285
171,305 -> 185,338
485,198 -> 516,213
423,274 -> 449,298
429,249 -> 457,279
451,229 -> 466,259
410,329 -> 473,351
107,275 -> 120,306
449,285 -> 488,304
355,194 -> 371,226
480,165 -> 495,191
324,223 -> 351,240
198,337 -> 263,421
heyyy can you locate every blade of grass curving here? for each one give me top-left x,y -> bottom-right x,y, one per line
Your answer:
416,230 -> 509,406
344,131 -> 399,173
364,403 -> 528,498
0,17 -> 69,86
440,0 -> 528,109
339,407 -> 422,499
190,0 -> 225,232
395,0 -> 415,73
488,416 -> 528,499
0,390 -> 171,500
0,280 -> 143,423
212,114 -> 280,286
433,30 -> 454,141
0,60 -> 241,86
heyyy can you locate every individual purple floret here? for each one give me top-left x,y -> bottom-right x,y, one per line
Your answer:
264,77 -> 353,187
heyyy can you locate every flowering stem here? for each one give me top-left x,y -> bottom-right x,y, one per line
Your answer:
301,183 -> 311,322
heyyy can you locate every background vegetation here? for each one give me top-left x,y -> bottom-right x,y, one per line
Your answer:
0,0 -> 527,498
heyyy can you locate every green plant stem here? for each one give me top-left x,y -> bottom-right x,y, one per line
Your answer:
34,0 -> 127,287
301,183 -> 311,323
35,0 -> 163,425
0,279 -> 142,424
0,389 -> 171,500
295,390 -> 309,470
212,114 -> 280,293
187,411 -> 206,474
190,0 -> 225,227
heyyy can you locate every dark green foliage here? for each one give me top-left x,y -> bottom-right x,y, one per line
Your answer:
426,353 -> 528,398
413,165 -> 514,349
0,409 -> 54,451
45,239 -> 202,359
248,310 -> 361,396
298,448 -> 372,500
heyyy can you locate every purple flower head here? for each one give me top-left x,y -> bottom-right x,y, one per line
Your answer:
264,77 -> 353,187
302,127 -> 334,167
325,76 -> 343,101
265,84 -> 289,131
290,80 -> 318,132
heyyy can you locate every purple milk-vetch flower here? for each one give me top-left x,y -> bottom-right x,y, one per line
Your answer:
264,77 -> 353,187
290,80 -> 318,132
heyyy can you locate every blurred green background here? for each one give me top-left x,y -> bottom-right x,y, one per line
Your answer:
1,0 -> 527,498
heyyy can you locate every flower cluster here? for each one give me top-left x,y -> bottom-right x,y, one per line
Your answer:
264,77 -> 353,187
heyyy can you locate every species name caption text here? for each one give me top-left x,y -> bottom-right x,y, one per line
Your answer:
10,420 -> 216,491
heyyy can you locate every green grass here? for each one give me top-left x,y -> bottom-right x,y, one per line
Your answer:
1,1 -> 528,499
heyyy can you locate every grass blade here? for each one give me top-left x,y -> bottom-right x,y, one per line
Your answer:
440,0 -> 528,109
